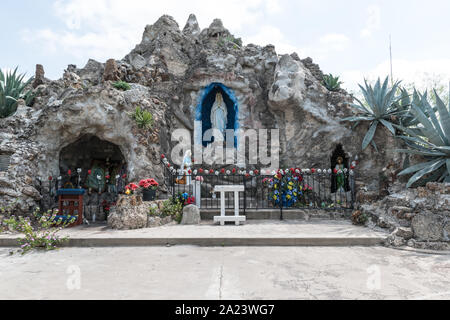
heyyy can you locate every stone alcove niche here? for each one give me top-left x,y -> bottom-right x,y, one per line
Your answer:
195,82 -> 239,148
59,135 -> 127,191
330,144 -> 350,193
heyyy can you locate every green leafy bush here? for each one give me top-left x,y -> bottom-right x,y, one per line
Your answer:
113,80 -> 131,91
322,73 -> 343,92
219,35 -> 242,49
4,208 -> 75,254
396,90 -> 450,187
342,77 -> 404,151
0,67 -> 34,118
160,198 -> 183,223
351,210 -> 368,226
129,106 -> 154,130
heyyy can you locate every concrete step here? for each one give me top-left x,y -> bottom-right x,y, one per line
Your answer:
201,209 -> 353,220
0,220 -> 388,248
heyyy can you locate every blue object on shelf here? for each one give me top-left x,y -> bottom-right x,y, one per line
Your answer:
56,189 -> 86,196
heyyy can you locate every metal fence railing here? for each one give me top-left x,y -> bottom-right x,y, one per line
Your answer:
163,166 -> 356,217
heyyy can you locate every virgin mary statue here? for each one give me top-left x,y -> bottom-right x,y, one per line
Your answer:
210,92 -> 228,136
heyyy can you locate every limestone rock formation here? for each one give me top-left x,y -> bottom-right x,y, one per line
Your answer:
362,182 -> 450,246
181,204 -> 201,225
0,14 -> 402,216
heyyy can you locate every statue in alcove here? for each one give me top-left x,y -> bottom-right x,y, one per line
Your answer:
335,157 -> 346,192
330,144 -> 350,193
86,160 -> 106,193
211,92 -> 228,136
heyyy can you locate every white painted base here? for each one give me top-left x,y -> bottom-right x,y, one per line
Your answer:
214,216 -> 246,226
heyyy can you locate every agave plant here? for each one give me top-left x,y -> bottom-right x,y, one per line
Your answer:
396,90 -> 450,187
342,77 -> 404,151
322,74 -> 343,92
129,106 -> 154,130
0,67 -> 34,118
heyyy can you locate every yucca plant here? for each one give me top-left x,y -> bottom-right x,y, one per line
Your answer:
129,106 -> 154,130
342,77 -> 404,151
322,74 -> 342,92
113,80 -> 131,91
0,67 -> 34,118
396,90 -> 450,187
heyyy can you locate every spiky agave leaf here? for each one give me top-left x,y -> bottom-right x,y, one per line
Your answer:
0,67 -> 34,118
322,74 -> 343,92
397,91 -> 450,187
342,76 -> 402,150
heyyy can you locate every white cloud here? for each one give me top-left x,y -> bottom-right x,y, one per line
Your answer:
342,58 -> 450,93
361,5 -> 381,38
245,26 -> 350,61
23,0 -> 283,66
244,25 -> 305,55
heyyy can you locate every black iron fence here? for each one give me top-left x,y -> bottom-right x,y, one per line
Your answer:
163,166 -> 355,216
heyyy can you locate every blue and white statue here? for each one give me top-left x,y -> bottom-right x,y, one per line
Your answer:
211,92 -> 228,137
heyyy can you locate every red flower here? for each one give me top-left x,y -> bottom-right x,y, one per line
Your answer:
333,169 -> 338,174
199,168 -> 204,174
221,169 -> 225,174
161,154 -> 165,159
68,170 -> 72,175
122,174 -> 127,179
88,170 -> 92,175
106,175 -> 111,180
232,168 -> 236,174
311,168 -> 316,174
48,176 -> 53,181
254,170 -> 259,175
351,165 -> 355,170
245,173 -> 250,178
167,164 -> 171,168
188,170 -> 192,174
210,169 -> 214,174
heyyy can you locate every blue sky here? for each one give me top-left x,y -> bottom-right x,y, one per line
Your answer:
2,0 -> 450,92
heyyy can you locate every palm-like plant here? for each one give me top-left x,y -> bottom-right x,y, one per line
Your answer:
129,106 -> 154,130
0,67 -> 34,118
322,74 -> 342,92
342,77 -> 404,151
396,90 -> 450,187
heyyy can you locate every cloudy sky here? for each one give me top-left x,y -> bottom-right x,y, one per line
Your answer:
2,0 -> 450,92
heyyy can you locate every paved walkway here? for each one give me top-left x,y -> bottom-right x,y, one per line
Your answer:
0,246 -> 449,300
0,220 -> 388,247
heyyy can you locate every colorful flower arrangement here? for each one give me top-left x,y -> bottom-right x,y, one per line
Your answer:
125,183 -> 139,195
265,169 -> 314,208
178,192 -> 196,206
139,178 -> 159,190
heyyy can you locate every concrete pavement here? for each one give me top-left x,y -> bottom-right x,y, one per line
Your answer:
0,220 -> 388,247
0,246 -> 449,300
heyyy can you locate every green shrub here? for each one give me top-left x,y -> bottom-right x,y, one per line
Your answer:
342,77 -> 405,151
129,106 -> 154,130
322,73 -> 342,92
159,198 -> 183,223
396,90 -> 450,187
0,67 -> 34,118
219,35 -> 242,49
113,80 -> 131,91
351,210 -> 368,226
4,208 -> 76,254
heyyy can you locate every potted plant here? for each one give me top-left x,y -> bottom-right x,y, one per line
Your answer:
140,178 -> 159,201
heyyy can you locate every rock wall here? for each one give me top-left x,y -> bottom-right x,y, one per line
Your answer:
0,14 -> 402,215
361,182 -> 450,249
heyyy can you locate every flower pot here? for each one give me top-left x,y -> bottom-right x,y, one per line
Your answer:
143,189 -> 156,202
